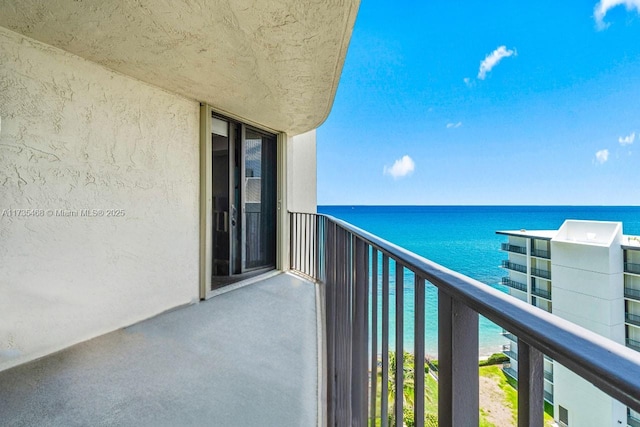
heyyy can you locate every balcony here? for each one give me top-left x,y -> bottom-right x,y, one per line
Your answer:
627,338 -> 640,352
626,262 -> 640,275
0,273 -> 319,425
290,212 -> 640,426
544,370 -> 553,383
503,349 -> 518,360
502,330 -> 517,342
502,277 -> 528,292
627,313 -> 640,328
531,249 -> 550,259
501,243 -> 527,254
626,286 -> 640,301
502,260 -> 527,274
544,390 -> 554,403
502,365 -> 518,380
629,408 -> 640,427
531,268 -> 551,280
531,286 -> 552,300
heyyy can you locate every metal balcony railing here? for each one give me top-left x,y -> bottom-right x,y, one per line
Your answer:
625,286 -> 640,301
289,212 -> 640,427
503,349 -> 518,360
544,390 -> 554,403
531,286 -> 552,300
544,370 -> 553,382
501,260 -> 527,274
627,313 -> 640,328
629,408 -> 640,427
502,330 -> 517,342
531,249 -> 550,259
625,262 -> 640,275
502,277 -> 527,292
502,365 -> 518,380
501,243 -> 527,255
531,268 -> 551,280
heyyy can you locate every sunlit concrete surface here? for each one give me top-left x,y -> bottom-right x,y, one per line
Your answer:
0,272 -> 319,426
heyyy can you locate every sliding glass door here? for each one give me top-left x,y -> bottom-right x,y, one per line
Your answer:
210,115 -> 276,289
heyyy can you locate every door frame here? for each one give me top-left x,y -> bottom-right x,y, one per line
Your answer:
199,104 -> 287,300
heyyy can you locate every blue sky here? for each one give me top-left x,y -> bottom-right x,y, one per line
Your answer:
317,0 -> 640,205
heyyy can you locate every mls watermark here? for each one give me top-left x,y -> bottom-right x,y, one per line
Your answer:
1,208 -> 126,218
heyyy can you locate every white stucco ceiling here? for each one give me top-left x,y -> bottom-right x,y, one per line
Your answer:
0,0 -> 359,134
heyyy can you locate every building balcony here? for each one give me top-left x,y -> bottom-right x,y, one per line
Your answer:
626,262 -> 640,275
629,408 -> 640,427
501,260 -> 527,274
502,364 -> 518,380
502,277 -> 528,292
0,273 -> 319,425
544,370 -> 553,383
544,390 -> 554,404
289,212 -> 640,426
627,338 -> 640,352
4,212 -> 640,426
531,268 -> 551,280
531,286 -> 552,300
503,349 -> 518,360
626,286 -> 640,301
627,313 -> 640,328
531,249 -> 550,259
501,243 -> 527,255
502,330 -> 517,342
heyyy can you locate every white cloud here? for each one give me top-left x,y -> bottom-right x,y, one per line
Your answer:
594,0 -> 640,29
383,155 -> 415,179
478,46 -> 516,80
595,149 -> 610,164
619,131 -> 635,145
446,122 -> 462,129
463,77 -> 474,87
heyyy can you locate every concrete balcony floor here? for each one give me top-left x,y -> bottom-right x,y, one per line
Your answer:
0,272 -> 319,427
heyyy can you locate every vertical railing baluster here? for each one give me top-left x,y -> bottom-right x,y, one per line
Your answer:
518,339 -> 544,427
381,255 -> 390,427
289,212 -> 293,270
414,276 -> 425,427
438,291 -> 479,426
370,249 -> 379,425
352,238 -> 367,426
326,220 -> 336,426
394,264 -> 404,427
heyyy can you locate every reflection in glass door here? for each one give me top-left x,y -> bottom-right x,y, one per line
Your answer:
243,128 -> 277,271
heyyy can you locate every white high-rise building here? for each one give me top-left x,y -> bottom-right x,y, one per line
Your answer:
498,220 -> 640,427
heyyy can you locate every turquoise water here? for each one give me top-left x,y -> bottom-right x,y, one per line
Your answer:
318,205 -> 640,357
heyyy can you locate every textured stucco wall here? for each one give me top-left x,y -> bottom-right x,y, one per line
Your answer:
0,27 -> 200,371
0,0 -> 360,134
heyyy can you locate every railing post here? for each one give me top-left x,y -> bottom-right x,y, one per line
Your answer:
438,290 -> 479,426
370,249 -> 379,425
518,339 -> 544,427
325,220 -> 336,427
381,255 -> 390,427
414,276 -> 425,427
352,238 -> 368,426
394,264 -> 404,427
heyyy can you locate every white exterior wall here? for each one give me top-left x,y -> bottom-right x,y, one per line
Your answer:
550,221 -> 625,426
555,364 -> 626,427
287,129 -> 317,213
0,28 -> 200,371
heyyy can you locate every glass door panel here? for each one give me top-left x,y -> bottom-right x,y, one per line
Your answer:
243,128 -> 277,271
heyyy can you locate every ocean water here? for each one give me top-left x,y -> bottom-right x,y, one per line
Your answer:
318,205 -> 640,357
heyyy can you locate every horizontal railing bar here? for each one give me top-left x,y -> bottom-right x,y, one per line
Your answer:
303,212 -> 640,413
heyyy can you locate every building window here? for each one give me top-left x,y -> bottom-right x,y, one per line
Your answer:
559,405 -> 569,426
